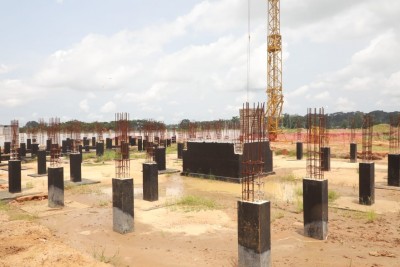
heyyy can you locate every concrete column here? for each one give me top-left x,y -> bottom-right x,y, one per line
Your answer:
155,147 -> 166,171
106,138 -> 112,149
296,142 -> 303,160
46,139 -> 52,152
19,143 -> 26,157
238,200 -> 271,267
138,139 -> 143,151
27,139 -> 32,150
388,154 -> 400,186
48,167 -> 64,208
321,147 -> 331,171
70,153 -> 82,182
92,137 -> 96,147
359,162 -> 375,205
31,143 -> 39,156
177,143 -> 184,159
4,142 -> 11,154
350,143 -> 357,163
303,178 -> 328,240
8,160 -> 21,193
37,150 -> 47,175
143,163 -> 158,201
96,142 -> 104,156
112,178 -> 134,234
115,137 -> 119,146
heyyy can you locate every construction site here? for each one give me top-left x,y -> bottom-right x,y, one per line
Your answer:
0,1 -> 400,267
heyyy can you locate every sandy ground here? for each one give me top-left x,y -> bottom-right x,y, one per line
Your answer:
0,143 -> 399,266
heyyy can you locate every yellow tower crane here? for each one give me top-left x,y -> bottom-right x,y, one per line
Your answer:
266,0 -> 284,141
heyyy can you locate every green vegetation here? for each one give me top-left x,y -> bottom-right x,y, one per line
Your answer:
167,195 -> 218,212
166,144 -> 177,154
280,173 -> 298,182
328,190 -> 340,203
65,183 -> 102,195
92,247 -> 120,265
25,181 -> 34,189
366,209 -> 377,223
0,200 -> 38,221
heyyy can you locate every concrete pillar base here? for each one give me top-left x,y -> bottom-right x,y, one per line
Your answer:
359,162 -> 375,205
350,143 -> 357,163
303,178 -> 328,240
70,153 -> 82,182
48,167 -> 64,208
112,178 -> 134,234
238,200 -> 271,267
143,163 -> 158,201
37,150 -> 47,175
296,142 -> 303,160
155,147 -> 166,171
8,160 -> 21,193
388,154 -> 400,186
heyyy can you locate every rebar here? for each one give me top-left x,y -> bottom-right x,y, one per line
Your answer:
389,114 -> 400,154
306,108 -> 324,180
296,119 -> 302,142
350,117 -> 356,144
115,113 -> 130,178
10,120 -> 19,160
361,114 -> 373,162
48,117 -> 61,167
241,102 -> 267,202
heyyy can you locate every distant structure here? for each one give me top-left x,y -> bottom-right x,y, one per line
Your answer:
266,0 -> 284,141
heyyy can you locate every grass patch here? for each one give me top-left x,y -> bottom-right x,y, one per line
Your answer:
166,144 -> 177,154
0,200 -> 38,221
92,247 -> 120,265
295,187 -> 303,196
366,209 -> 377,223
130,152 -> 146,159
295,198 -> 303,213
26,181 -> 34,189
65,184 -> 102,195
0,200 -> 10,212
95,150 -> 115,162
272,211 -> 285,222
167,195 -> 218,212
280,173 -> 298,182
328,190 -> 340,203
82,152 -> 97,161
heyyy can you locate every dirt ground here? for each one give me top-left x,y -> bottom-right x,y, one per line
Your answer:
0,142 -> 399,267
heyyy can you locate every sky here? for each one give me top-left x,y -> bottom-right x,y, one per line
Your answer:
1,0 -> 400,126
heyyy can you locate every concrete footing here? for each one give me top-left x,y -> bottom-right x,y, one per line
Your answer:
359,162 -> 375,205
138,139 -> 143,151
143,163 -> 158,201
238,200 -> 271,267
27,139 -> 32,150
106,138 -> 112,149
8,160 -> 22,193
177,143 -> 183,159
48,167 -> 64,208
350,143 -> 357,163
112,178 -> 134,234
19,143 -> 26,157
37,150 -> 47,175
388,154 -> 400,186
46,139 -> 52,152
70,153 -> 82,182
321,147 -> 331,171
96,142 -> 104,156
155,147 -> 166,171
31,144 -> 39,156
303,178 -> 328,240
296,142 -> 303,160
92,137 -> 96,147
4,142 -> 11,154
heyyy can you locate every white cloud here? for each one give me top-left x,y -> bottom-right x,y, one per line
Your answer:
79,99 -> 90,112
100,101 -> 116,113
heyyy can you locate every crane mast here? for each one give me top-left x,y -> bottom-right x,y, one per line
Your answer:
266,0 -> 283,141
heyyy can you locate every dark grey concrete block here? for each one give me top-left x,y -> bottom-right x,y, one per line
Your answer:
8,160 -> 21,193
48,167 -> 64,208
359,162 -> 375,205
388,154 -> 400,187
70,153 -> 82,182
296,142 -> 303,160
350,143 -> 357,163
112,178 -> 134,234
238,200 -> 271,267
143,163 -> 158,201
303,178 -> 328,240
